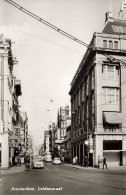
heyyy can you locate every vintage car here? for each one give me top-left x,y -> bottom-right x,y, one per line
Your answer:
33,157 -> 44,169
52,157 -> 61,165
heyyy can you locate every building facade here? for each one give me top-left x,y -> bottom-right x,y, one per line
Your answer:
54,105 -> 71,160
0,35 -> 27,168
44,130 -> 50,154
69,12 -> 126,167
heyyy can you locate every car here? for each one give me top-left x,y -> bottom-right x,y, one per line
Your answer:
33,158 -> 44,169
52,157 -> 61,165
44,154 -> 52,162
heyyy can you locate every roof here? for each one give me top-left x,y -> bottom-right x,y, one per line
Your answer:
102,19 -> 126,35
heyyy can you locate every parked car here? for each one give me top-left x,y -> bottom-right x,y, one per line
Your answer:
33,158 -> 44,169
52,157 -> 61,165
44,154 -> 52,162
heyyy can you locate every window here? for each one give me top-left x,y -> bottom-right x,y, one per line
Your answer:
82,103 -> 84,124
114,41 -> 118,49
107,88 -> 115,103
109,41 -> 113,49
92,93 -> 95,129
91,69 -> 94,90
103,140 -> 122,150
80,85 -> 82,103
112,25 -> 126,34
102,88 -> 119,104
102,65 -> 119,80
107,66 -> 114,79
86,100 -> 89,130
92,93 -> 95,114
82,82 -> 85,101
78,107 -> 80,126
78,89 -> 80,105
86,76 -> 89,96
61,128 -> 64,136
103,40 -> 107,48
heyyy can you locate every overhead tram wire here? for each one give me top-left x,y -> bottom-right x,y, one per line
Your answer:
5,0 -> 126,67
4,0 -> 89,48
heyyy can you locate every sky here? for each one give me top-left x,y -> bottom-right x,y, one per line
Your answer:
0,0 -> 123,146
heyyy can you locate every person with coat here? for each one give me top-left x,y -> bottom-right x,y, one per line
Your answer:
84,156 -> 89,167
103,157 -> 108,169
24,156 -> 30,171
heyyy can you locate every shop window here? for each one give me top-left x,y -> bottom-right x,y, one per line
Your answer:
103,140 -> 122,150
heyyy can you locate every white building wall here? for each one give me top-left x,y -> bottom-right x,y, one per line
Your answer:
0,39 -> 14,168
94,135 -> 103,166
0,133 -> 9,168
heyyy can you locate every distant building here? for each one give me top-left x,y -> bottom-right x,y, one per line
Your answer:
54,105 -> 71,160
69,12 -> 126,167
64,125 -> 71,163
44,130 -> 50,153
49,122 -> 57,159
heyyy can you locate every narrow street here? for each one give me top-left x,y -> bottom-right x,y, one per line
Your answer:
0,163 -> 126,195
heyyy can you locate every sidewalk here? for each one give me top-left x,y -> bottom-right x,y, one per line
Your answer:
1,165 -> 25,176
0,165 -> 25,183
64,163 -> 94,170
64,163 -> 126,170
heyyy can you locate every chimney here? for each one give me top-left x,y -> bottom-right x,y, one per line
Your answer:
105,12 -> 114,23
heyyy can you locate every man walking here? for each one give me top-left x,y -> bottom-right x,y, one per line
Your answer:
103,157 -> 108,169
84,156 -> 89,167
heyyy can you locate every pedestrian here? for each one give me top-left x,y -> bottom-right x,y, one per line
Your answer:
24,156 -> 30,171
19,158 -> 21,166
103,157 -> 108,169
98,155 -> 101,169
9,157 -> 12,167
83,157 -> 85,167
84,156 -> 89,167
75,156 -> 78,164
17,158 -> 20,166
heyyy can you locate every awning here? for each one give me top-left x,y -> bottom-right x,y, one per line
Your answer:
103,112 -> 123,124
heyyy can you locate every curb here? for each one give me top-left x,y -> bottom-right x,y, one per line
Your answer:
64,164 -> 94,169
64,163 -> 126,170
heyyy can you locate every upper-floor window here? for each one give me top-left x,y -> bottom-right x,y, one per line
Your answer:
103,40 -> 107,48
91,69 -> 94,90
82,82 -> 85,101
114,41 -> 118,49
109,41 -> 113,49
78,88 -> 80,105
102,88 -> 119,104
86,76 -> 89,96
102,65 -> 119,80
103,40 -> 119,50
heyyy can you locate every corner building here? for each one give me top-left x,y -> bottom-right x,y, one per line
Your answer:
69,12 -> 126,167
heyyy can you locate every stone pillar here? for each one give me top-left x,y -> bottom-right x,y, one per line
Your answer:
1,133 -> 9,168
94,135 -> 103,167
